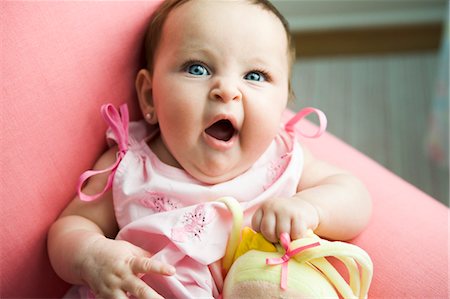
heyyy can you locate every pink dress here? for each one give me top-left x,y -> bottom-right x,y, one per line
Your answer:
75,104 -> 326,298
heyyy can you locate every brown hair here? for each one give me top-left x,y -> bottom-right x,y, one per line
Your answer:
143,0 -> 295,99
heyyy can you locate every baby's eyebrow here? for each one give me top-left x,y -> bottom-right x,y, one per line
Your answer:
176,42 -> 216,57
245,56 -> 284,73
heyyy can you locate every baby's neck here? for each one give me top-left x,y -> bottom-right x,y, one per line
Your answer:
148,135 -> 182,169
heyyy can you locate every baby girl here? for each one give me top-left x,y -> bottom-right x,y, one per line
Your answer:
48,0 -> 371,298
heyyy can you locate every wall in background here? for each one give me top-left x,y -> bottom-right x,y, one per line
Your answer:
272,0 -> 446,32
272,1 -> 446,57
273,1 -> 449,205
288,53 -> 448,205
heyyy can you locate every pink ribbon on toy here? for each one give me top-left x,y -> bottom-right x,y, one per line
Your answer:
266,233 -> 320,290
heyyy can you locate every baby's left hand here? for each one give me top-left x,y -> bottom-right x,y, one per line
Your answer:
251,196 -> 320,243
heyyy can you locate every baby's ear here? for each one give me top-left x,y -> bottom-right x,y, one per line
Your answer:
136,69 -> 158,124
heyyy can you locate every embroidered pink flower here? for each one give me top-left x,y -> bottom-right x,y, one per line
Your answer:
264,153 -> 290,190
171,204 -> 216,242
139,191 -> 179,213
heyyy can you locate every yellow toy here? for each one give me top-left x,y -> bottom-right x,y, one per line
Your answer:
218,197 -> 373,299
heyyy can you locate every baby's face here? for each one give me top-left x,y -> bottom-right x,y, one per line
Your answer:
149,0 -> 289,184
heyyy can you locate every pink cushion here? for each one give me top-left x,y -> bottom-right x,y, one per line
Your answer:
1,2 -> 448,298
1,2 -> 162,297
295,118 -> 449,298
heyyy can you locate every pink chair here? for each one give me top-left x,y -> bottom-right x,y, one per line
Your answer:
1,2 -> 448,298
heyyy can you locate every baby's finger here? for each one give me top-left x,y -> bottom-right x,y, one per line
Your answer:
123,277 -> 164,299
131,256 -> 176,276
111,289 -> 133,299
275,216 -> 291,242
260,212 -> 277,243
93,286 -> 129,299
290,217 -> 307,240
251,209 -> 263,232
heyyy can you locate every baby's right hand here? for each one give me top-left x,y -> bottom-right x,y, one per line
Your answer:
80,237 -> 175,299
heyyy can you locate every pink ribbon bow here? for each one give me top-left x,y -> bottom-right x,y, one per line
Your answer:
266,233 -> 320,290
284,107 -> 327,138
77,104 -> 129,202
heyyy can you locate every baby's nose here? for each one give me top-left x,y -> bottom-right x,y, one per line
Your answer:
209,77 -> 242,102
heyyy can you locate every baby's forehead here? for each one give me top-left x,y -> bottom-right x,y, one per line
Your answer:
169,1 -> 281,27
163,0 -> 287,45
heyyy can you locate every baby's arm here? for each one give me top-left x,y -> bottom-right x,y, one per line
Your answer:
252,145 -> 372,242
48,147 -> 175,299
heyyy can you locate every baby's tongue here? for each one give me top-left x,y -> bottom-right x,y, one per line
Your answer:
205,120 -> 234,141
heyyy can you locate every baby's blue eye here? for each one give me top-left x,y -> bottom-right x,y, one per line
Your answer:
244,71 -> 266,82
187,64 -> 209,76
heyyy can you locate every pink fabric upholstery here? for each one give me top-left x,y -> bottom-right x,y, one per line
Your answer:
1,2 -> 162,298
297,118 -> 449,299
1,2 -> 448,298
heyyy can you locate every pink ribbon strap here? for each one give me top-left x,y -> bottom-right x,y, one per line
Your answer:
77,104 -> 129,202
266,233 -> 320,290
285,107 -> 327,138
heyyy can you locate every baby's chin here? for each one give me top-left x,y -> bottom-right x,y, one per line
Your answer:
188,164 -> 248,185
191,170 -> 240,185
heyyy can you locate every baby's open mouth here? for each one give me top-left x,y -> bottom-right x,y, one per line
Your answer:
205,119 -> 237,142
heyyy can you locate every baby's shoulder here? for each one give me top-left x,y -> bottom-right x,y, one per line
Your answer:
93,145 -> 120,171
